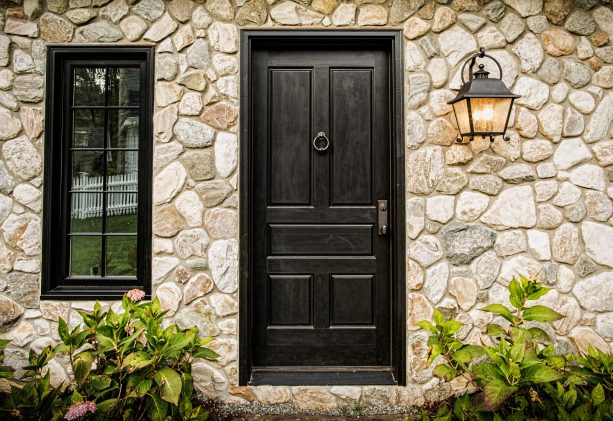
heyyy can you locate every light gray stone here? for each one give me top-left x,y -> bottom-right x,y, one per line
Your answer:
468,175 -> 502,195
187,39 -> 210,70
527,230 -> 551,261
584,92 -> 613,143
331,2 -> 356,26
582,221 -> 613,268
153,162 -> 187,204
481,185 -> 536,230
512,32 -> 543,74
436,168 -> 468,194
425,195 -> 454,223
552,182 -> 582,207
538,103 -> 563,141
407,73 -> 430,109
574,272 -> 613,311
1,213 -> 40,256
215,133 -> 238,177
498,163 -> 535,184
552,223 -> 581,264
144,13 -> 177,42
494,230 -> 527,257
424,262 -> 448,304
562,58 -> 592,88
563,107 -> 584,137
174,118 -> 215,148
408,235 -> 444,267
204,208 -> 237,239
209,22 -> 238,53
565,10 -> 597,36
442,221 -> 496,265
585,191 -> 613,222
458,13 -> 486,32
76,21 -> 122,42
208,239 -> 238,293
522,139 -> 553,163
133,0 -> 165,21
553,138 -> 592,170
13,75 -> 44,103
514,77 -> 549,110
499,255 -> 542,285
455,191 -> 489,222
2,136 -> 41,181
504,0 -> 542,17
407,197 -> 424,240
175,190 -> 204,227
438,26 -> 477,67
406,147 -> 445,195
535,180 -> 559,202
175,229 -> 209,259
569,164 -> 606,191
470,251 -> 501,289
500,12 -> 524,42
358,5 -> 388,26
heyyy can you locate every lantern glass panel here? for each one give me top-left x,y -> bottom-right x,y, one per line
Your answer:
451,99 -> 471,135
470,97 -> 512,134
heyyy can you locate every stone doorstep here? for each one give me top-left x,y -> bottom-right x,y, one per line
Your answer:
229,416 -> 410,421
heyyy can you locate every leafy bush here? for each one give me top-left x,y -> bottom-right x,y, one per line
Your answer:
0,291 -> 218,421
416,275 -> 613,420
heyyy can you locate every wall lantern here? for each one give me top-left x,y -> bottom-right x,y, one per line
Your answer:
448,48 -> 520,143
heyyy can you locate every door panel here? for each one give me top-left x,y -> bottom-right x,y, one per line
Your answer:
251,45 -> 391,370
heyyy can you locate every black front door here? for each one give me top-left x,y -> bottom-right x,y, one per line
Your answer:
243,34 -> 401,385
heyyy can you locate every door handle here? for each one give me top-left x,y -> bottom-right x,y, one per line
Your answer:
378,200 -> 388,236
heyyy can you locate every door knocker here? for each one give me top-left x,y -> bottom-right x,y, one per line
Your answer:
313,131 -> 330,152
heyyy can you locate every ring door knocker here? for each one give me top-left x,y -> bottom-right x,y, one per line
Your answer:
313,131 -> 330,152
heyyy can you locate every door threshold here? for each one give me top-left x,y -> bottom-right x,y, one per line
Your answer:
249,367 -> 397,386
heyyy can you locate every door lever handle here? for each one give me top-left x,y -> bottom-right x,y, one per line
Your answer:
378,200 -> 388,236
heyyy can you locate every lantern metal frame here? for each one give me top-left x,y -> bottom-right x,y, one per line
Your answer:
448,47 -> 521,143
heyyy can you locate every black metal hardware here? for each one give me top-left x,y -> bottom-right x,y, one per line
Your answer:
378,200 -> 388,235
313,131 -> 330,152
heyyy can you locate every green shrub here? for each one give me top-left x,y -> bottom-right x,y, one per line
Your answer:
416,275 -> 613,420
0,291 -> 218,421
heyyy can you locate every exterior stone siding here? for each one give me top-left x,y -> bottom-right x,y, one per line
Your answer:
0,0 -> 612,412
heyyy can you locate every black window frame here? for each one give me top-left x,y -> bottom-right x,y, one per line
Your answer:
42,45 -> 154,300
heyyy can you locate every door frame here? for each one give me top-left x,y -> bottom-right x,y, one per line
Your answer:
239,30 -> 405,386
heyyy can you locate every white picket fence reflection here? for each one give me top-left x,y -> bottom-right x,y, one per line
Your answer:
72,172 -> 138,219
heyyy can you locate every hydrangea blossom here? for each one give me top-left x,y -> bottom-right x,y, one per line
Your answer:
65,401 -> 96,420
125,288 -> 145,301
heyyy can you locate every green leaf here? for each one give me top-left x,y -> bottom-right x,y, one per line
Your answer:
433,309 -> 445,326
453,394 -> 471,421
73,352 -> 93,386
181,372 -> 194,399
481,304 -> 514,322
58,318 -> 69,344
97,398 -> 118,412
416,321 -> 437,334
453,345 -> 485,364
70,390 -> 83,405
508,278 -> 524,310
522,305 -> 564,322
192,347 -> 219,360
526,287 -> 551,301
89,375 -> 112,391
154,367 -> 182,405
528,327 -> 551,342
509,341 -> 525,363
592,383 -> 605,406
433,364 -> 456,381
129,378 -> 153,398
522,364 -> 563,383
481,380 -> 517,411
486,324 -> 506,336
121,351 -> 152,371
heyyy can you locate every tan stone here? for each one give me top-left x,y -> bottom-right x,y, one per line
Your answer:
20,107 -> 43,139
201,103 -> 238,131
292,387 -> 337,411
569,327 -> 610,354
153,206 -> 184,237
253,387 -> 291,405
183,274 -> 213,305
407,293 -> 433,331
542,29 -> 576,56
449,277 -> 477,311
204,208 -> 237,239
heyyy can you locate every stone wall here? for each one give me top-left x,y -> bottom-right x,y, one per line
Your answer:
0,0 -> 612,412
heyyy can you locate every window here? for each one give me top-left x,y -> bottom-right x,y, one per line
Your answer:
42,46 -> 154,299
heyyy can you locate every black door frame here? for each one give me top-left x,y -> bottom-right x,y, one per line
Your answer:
239,30 -> 405,386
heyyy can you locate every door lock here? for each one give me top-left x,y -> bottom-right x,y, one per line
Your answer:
378,200 -> 388,236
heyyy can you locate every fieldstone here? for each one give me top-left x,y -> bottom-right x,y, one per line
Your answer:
201,103 -> 237,131
585,93 -> 613,143
292,388 -> 337,411
1,213 -> 40,256
424,262 -> 449,304
14,184 -> 41,212
173,118 -> 214,149
504,0 -> 541,17
553,138 -> 592,170
552,223 -> 581,264
481,0 -> 504,22
574,272 -> 613,313
214,133 -> 238,178
329,2 -> 357,25
192,6 -> 213,29
596,314 -> 613,340
407,259 -> 424,290
209,294 -> 238,317
494,230 -> 527,256
498,164 -> 535,184
0,108 -> 22,141
563,200 -> 583,221
406,111 -> 426,149
153,206 -> 184,237
562,58 -> 592,88
535,180 -> 558,202
156,55 -> 178,81
0,69 -> 13,90
172,25 -> 195,52
408,332 -> 437,383
175,301 -> 219,337
175,191 -> 204,227
206,0 -> 235,21
152,257 -> 181,286
458,13 -> 486,32
563,107 -> 584,137
552,182 -> 582,207
208,22 -> 238,54
551,82 -> 569,103
236,0 -> 268,25
549,297 -> 582,336
500,12 -> 524,42
521,139 -> 553,163
405,42 -> 426,72
191,360 -> 226,397
76,21 -> 122,42
133,0 -> 164,21
570,327 -> 609,354
186,39 -> 210,70
536,163 -> 557,179
512,33 -> 544,74
204,208 -> 237,240
432,7 -> 456,32
4,19 -> 39,38
527,230 -> 551,261
425,196 -> 454,224
177,72 -> 207,92
427,118 -> 456,145
179,93 -> 203,116
468,175 -> 502,196
209,239 -> 238,293
514,77 -> 549,110
407,197 -> 425,240
217,76 -> 238,98
407,147 -> 444,195
542,29 -> 575,57
526,15 -> 547,33
499,255 -> 542,285
426,58 -> 448,89
581,222 -> 613,268
0,195 -> 11,223
407,73 -> 430,109
565,10 -> 596,36
2,136 -> 41,181
442,222 -> 496,265
449,277 -> 477,311
408,235 -> 444,267
0,296 -> 23,325
270,1 -> 317,25
470,251 -> 500,289
253,387 -> 291,405
13,73 -> 41,103
419,34 -> 440,58
156,283 -> 182,317
477,26 -> 506,49
577,37 -> 594,60
212,54 -> 238,77
467,154 -> 506,174
596,46 -> 613,64
436,168 -> 468,194
154,162 -> 187,205
196,180 -> 233,207
174,230 -> 208,261
575,255 -> 597,278
542,0 -> 570,24
569,164 -> 605,191
585,191 -> 613,221
404,17 -> 430,39
144,13 -> 177,42
100,0 -> 128,23
167,0 -> 194,22
438,26 -> 476,67
388,0 -> 423,24
592,66 -> 613,89
481,186 -> 536,230
5,272 -> 38,308
537,103 -> 563,141
492,132 -> 521,161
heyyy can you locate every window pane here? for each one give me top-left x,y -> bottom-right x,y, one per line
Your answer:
70,236 -> 102,276
73,109 -> 105,148
108,109 -> 139,148
74,68 -> 106,106
106,236 -> 137,276
70,193 -> 103,232
72,151 -> 104,186
108,68 -> 140,106
107,151 -> 138,186
106,193 -> 138,233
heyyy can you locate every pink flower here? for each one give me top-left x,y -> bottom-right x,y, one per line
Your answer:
125,289 -> 145,301
65,401 -> 96,420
